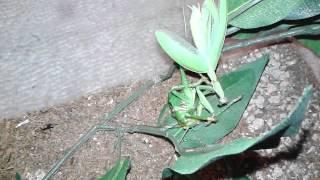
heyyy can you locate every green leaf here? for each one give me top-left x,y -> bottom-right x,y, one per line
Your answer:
189,4 -> 208,54
15,172 -> 22,180
163,85 -> 312,176
230,23 -> 293,40
162,171 -> 201,180
161,55 -> 269,150
207,0 -> 228,70
299,38 -> 320,56
227,0 -> 250,13
155,30 -> 208,73
232,32 -> 257,40
99,157 -> 131,180
228,0 -> 304,29
286,0 -> 320,20
156,1 -> 228,73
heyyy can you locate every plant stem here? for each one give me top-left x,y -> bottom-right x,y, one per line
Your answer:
43,126 -> 98,180
223,24 -> 320,52
226,26 -> 240,36
43,121 -> 182,180
103,80 -> 155,122
96,124 -> 182,153
96,124 -> 167,137
42,64 -> 176,180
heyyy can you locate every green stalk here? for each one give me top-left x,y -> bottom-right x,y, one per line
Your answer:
226,26 -> 240,36
42,65 -> 176,180
97,124 -> 181,151
42,126 -> 98,180
223,24 -> 320,52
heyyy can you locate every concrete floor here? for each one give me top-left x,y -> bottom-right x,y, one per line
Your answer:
0,0 -> 196,118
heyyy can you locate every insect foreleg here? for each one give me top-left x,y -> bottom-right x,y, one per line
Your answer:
207,70 -> 228,105
171,73 -> 210,91
197,85 -> 216,96
171,78 -> 204,91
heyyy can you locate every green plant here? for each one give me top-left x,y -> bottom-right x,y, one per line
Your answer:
99,157 -> 131,180
225,0 -> 320,53
41,0 -> 319,179
156,0 -> 229,105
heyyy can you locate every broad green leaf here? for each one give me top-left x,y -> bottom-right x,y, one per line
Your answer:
286,0 -> 320,20
230,23 -> 292,40
189,0 -> 220,60
229,24 -> 320,51
189,4 -> 208,54
161,55 -> 269,149
162,171 -> 201,180
208,0 -> 228,70
232,32 -> 257,40
99,157 -> 131,180
156,0 -> 228,74
299,38 -> 320,56
228,0 -> 304,29
155,30 -> 208,73
162,85 -> 312,176
227,0 -> 249,14
15,172 -> 22,180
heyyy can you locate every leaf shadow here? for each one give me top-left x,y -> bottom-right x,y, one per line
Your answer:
194,129 -> 310,180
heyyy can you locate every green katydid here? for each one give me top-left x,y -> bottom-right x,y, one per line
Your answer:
168,68 -> 216,128
155,0 -> 229,105
165,67 -> 241,142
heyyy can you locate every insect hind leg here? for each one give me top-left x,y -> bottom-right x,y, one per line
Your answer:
157,104 -> 171,127
216,95 -> 242,117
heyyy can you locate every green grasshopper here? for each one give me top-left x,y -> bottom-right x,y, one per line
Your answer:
168,68 -> 216,129
156,0 -> 229,105
165,67 -> 241,143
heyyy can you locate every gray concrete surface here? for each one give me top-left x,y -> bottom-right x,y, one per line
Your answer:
0,0 -> 195,118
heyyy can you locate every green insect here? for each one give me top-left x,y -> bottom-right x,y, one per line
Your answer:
168,68 -> 216,129
166,67 -> 241,143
